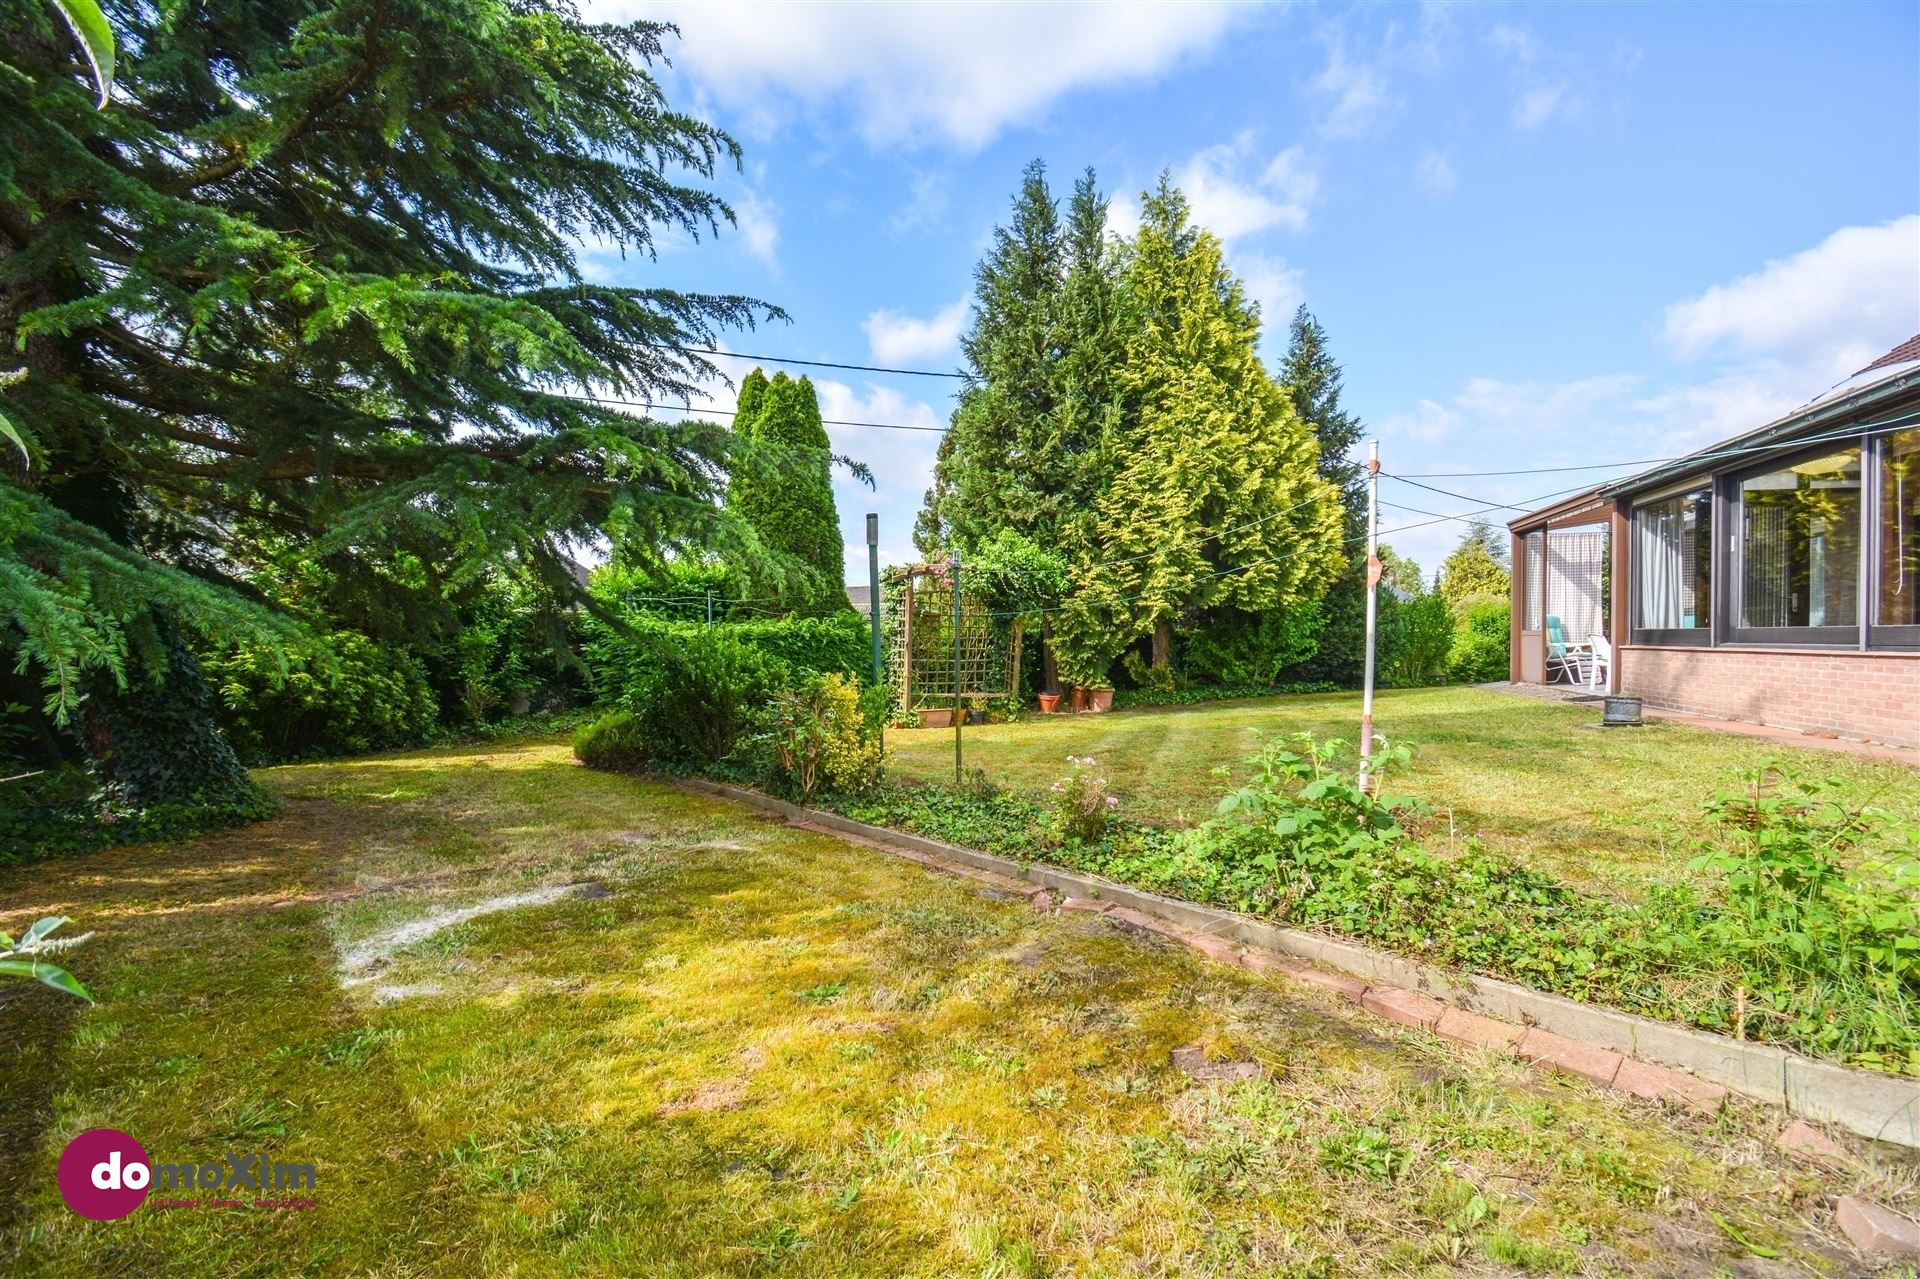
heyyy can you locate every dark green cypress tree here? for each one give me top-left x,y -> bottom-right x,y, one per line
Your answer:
1280,306 -> 1367,526
729,372 -> 846,613
1,2 -> 779,802
1278,306 -> 1370,686
921,159 -> 1064,553
725,367 -> 771,513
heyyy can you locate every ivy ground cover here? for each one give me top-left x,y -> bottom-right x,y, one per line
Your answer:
0,738 -> 1903,1275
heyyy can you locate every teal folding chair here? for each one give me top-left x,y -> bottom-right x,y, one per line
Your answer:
1544,615 -> 1585,684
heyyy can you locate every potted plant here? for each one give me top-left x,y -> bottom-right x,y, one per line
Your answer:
1070,686 -> 1087,713
1037,691 -> 1061,714
1086,687 -> 1113,713
918,706 -> 954,729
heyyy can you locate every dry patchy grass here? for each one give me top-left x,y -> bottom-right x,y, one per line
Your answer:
0,737 -> 1912,1276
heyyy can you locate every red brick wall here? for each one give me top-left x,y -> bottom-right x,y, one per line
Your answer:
1619,646 -> 1920,749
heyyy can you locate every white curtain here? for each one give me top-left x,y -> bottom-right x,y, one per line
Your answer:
1637,505 -> 1682,629
1546,528 -> 1605,640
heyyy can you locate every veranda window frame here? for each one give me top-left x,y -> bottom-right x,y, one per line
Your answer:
1628,482 -> 1713,648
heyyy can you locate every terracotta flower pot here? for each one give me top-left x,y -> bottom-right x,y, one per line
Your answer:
1088,687 -> 1113,713
1070,686 -> 1087,713
917,707 -> 954,729
1037,692 -> 1061,714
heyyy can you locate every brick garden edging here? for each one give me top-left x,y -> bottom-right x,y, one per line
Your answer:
679,778 -> 1920,1152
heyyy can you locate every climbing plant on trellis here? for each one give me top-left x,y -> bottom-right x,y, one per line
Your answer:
889,562 -> 1020,712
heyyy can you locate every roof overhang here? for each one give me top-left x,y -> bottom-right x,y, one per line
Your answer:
1507,487 -> 1613,534
1596,363 -> 1920,502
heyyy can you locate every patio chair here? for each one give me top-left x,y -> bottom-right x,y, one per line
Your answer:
1585,631 -> 1612,691
1544,615 -> 1586,684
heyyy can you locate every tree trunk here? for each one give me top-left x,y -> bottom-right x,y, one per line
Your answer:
1039,616 -> 1059,693
1151,616 -> 1173,669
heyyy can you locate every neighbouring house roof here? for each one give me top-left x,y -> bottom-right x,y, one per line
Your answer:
844,583 -> 872,613
1855,333 -> 1920,377
1596,332 -> 1920,502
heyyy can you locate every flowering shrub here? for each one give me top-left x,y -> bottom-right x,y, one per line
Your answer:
1048,755 -> 1119,846
761,673 -> 883,803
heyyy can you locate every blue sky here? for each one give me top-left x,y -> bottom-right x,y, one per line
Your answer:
583,1 -> 1920,580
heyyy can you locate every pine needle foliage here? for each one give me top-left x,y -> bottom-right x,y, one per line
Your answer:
1,1 -> 781,782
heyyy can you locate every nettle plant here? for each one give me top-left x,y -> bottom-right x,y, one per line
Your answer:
1690,765 -> 1920,1068
1183,733 -> 1426,914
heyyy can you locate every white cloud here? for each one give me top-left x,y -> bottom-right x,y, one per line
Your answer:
1512,83 -> 1570,131
1414,148 -> 1456,196
732,191 -> 779,270
1373,218 -> 1920,567
1310,41 -> 1401,140
1303,8 -> 1457,141
594,1 -> 1246,150
1105,192 -> 1142,242
1176,135 -> 1319,241
1232,249 -> 1306,335
889,172 -> 951,238
815,381 -> 950,578
1484,21 -> 1637,132
1662,216 -> 1920,370
863,297 -> 970,366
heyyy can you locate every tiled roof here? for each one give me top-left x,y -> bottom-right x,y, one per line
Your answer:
1854,334 -> 1920,376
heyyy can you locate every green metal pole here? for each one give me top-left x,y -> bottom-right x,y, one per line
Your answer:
952,546 -> 963,786
867,514 -> 883,755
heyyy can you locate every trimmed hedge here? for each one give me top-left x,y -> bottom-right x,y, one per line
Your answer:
584,611 -> 869,701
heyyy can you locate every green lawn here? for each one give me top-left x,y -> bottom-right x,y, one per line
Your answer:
885,687 -> 1920,893
0,737 -> 1898,1276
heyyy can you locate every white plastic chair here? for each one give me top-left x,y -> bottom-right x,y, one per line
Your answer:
1586,632 -> 1612,691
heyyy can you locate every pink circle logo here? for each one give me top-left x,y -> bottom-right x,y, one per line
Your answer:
57,1129 -> 151,1220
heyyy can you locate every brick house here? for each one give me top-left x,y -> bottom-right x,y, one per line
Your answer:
1507,336 -> 1920,749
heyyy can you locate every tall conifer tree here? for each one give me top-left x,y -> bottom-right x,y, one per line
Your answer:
1,3 -> 778,802
1277,306 -> 1369,685
728,372 -> 846,613
1069,178 -> 1343,674
921,159 -> 1064,554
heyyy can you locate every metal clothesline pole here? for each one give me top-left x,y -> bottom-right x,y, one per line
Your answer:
868,513 -> 883,757
1359,438 -> 1381,794
951,546 -> 963,786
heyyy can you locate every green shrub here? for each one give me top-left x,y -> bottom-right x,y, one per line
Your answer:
621,631 -> 791,766
1177,606 -> 1323,687
1447,600 -> 1510,684
826,737 -> 1920,1073
758,673 -> 882,801
572,711 -> 651,772
717,612 -> 870,676
1112,681 -> 1339,710
202,630 -> 439,764
1379,592 -> 1454,687
584,612 -> 868,702
1690,767 -> 1920,1070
